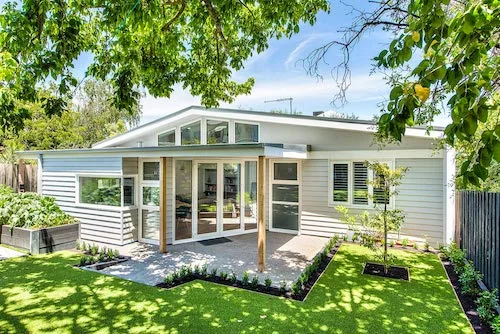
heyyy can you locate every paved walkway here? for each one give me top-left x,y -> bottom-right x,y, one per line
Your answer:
0,245 -> 26,260
96,232 -> 328,287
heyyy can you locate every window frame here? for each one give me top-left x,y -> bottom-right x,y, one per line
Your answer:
75,174 -> 138,210
157,128 -> 176,146
180,119 -> 202,145
328,160 -> 394,209
206,118 -> 230,144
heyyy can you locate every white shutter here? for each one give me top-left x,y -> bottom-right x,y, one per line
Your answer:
332,163 -> 349,202
353,162 -> 368,204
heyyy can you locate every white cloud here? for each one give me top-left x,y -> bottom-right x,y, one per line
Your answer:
284,37 -> 315,68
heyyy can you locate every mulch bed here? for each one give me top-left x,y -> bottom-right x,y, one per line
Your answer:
74,256 -> 129,271
363,262 -> 410,281
156,242 -> 342,301
441,257 -> 492,334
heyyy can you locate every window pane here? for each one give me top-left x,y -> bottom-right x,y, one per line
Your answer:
181,121 -> 201,145
142,209 -> 160,240
235,123 -> 258,143
353,162 -> 368,205
143,162 -> 160,181
207,120 -> 228,144
274,163 -> 297,180
158,130 -> 175,146
333,164 -> 349,202
244,161 -> 257,230
272,204 -> 299,231
143,186 -> 160,206
79,177 -> 121,206
123,177 -> 135,206
223,163 -> 241,231
272,184 -> 299,202
175,160 -> 192,240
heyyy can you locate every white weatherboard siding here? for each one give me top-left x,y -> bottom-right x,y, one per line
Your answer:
300,158 -> 444,244
41,156 -> 125,245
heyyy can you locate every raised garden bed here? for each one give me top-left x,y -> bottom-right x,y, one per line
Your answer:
363,262 -> 410,281
441,256 -> 493,334
0,223 -> 79,255
156,239 -> 342,301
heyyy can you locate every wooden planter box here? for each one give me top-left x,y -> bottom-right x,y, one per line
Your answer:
0,223 -> 79,255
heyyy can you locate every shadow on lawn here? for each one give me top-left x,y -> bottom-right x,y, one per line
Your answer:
0,245 -> 472,333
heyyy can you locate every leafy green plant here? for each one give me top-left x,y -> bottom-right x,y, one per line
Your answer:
401,238 -> 409,248
75,240 -> 81,250
448,243 -> 468,275
80,241 -> 86,252
193,265 -> 200,276
475,289 -> 499,324
0,187 -> 76,231
264,277 -> 272,290
291,282 -> 301,296
90,244 -> 99,256
210,268 -> 217,278
201,265 -> 208,277
413,243 -> 419,250
107,249 -> 115,260
98,252 -> 107,262
389,240 -> 395,248
112,249 -> 120,258
164,274 -> 174,285
219,271 -> 228,281
179,266 -> 189,280
242,271 -> 249,286
492,315 -> 500,334
171,271 -> 179,281
251,276 -> 259,289
279,280 -> 287,294
459,263 -> 482,295
424,240 -> 430,252
229,272 -> 237,284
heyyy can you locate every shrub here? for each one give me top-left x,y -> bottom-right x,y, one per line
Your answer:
413,243 -> 419,250
459,262 -> 482,295
210,268 -> 217,278
492,315 -> 500,334
107,249 -> 115,260
229,272 -> 237,284
113,249 -> 120,258
179,266 -> 189,279
98,252 -> 107,262
291,282 -> 301,296
279,280 -> 287,293
201,265 -> 208,277
79,255 -> 94,266
90,244 -> 99,256
80,241 -> 86,252
264,277 -> 272,290
476,289 -> 499,324
75,240 -> 81,250
342,235 -> 348,242
193,265 -> 201,276
251,276 -> 259,288
171,271 -> 179,281
448,243 -> 468,275
164,274 -> 174,285
219,271 -> 228,281
389,240 -> 395,248
401,238 -> 409,248
0,188 -> 76,230
424,240 -> 430,252
242,271 -> 249,286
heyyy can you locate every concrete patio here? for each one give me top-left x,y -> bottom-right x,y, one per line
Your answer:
95,232 -> 329,287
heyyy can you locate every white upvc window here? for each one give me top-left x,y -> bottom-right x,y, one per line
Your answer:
328,160 -> 393,208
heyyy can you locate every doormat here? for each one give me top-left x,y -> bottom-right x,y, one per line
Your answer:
198,237 -> 232,246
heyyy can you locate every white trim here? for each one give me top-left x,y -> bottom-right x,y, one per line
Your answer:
37,154 -> 43,195
93,106 -> 442,149
138,158 -> 161,244
269,160 -> 301,234
444,147 -> 456,244
309,149 -> 443,160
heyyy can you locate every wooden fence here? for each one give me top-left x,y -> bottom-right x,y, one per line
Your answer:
456,191 -> 500,291
0,163 -> 38,193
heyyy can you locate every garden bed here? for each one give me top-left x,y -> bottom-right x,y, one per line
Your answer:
363,262 -> 410,281
156,238 -> 342,301
0,223 -> 79,255
74,242 -> 128,270
441,257 -> 493,334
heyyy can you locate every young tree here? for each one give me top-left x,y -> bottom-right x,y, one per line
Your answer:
337,162 -> 408,273
305,0 -> 499,187
0,0 -> 329,131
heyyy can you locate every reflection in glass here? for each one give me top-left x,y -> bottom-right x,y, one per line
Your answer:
143,162 -> 160,181
79,177 -> 121,206
274,163 -> 297,180
244,161 -> 257,230
207,120 -> 229,144
272,204 -> 299,231
223,163 -> 241,231
123,177 -> 135,206
198,163 -> 217,235
175,160 -> 192,240
158,130 -> 175,146
143,186 -> 160,206
235,123 -> 258,143
181,121 -> 201,145
333,163 -> 349,202
272,184 -> 299,202
142,209 -> 160,240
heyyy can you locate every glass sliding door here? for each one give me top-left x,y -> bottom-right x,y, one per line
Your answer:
223,163 -> 241,232
197,163 -> 218,235
175,160 -> 192,241
271,161 -> 300,233
243,161 -> 257,230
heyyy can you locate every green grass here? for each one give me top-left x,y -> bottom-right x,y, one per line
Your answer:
0,244 -> 472,333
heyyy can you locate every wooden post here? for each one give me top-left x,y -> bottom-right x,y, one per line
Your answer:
18,159 -> 26,193
257,156 -> 266,272
159,157 -> 167,253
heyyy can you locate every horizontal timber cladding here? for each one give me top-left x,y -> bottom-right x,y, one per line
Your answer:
122,157 -> 138,175
300,158 -> 445,244
41,156 -> 125,245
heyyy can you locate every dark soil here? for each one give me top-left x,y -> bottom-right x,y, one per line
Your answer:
441,257 -> 492,334
75,256 -> 128,270
156,242 -> 342,301
362,262 -> 410,281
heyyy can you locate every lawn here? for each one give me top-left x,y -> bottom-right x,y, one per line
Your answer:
0,244 -> 472,333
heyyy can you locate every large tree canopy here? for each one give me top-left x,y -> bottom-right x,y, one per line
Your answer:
0,0 -> 329,131
305,0 -> 499,187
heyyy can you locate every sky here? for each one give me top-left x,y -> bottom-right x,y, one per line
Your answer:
2,0 -> 450,127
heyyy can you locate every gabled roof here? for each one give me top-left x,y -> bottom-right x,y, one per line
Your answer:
93,105 -> 443,148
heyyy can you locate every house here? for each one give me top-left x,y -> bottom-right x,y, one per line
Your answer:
19,106 -> 455,269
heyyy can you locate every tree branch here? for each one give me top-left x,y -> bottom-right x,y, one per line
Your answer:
162,0 -> 187,32
200,0 -> 228,49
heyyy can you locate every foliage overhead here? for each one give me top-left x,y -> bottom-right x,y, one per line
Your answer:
305,0 -> 499,187
0,0 -> 329,130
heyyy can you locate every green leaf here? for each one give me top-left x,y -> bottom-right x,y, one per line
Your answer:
473,164 -> 488,181
478,148 -> 491,167
463,115 -> 478,136
390,86 -> 403,100
494,140 -> 500,162
462,13 -> 475,34
476,107 -> 488,123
